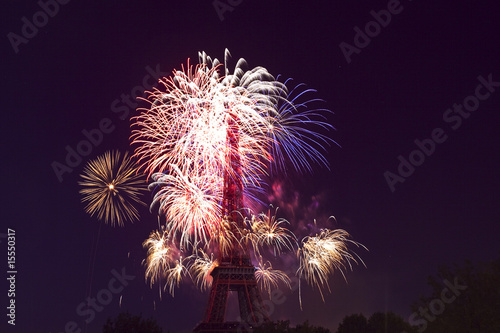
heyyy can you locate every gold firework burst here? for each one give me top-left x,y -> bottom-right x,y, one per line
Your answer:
189,249 -> 217,291
79,150 -> 147,226
255,258 -> 291,297
297,228 -> 367,306
247,209 -> 297,256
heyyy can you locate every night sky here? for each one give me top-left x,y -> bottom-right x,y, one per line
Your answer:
2,1 -> 500,332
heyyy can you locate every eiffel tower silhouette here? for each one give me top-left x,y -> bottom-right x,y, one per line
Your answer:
193,112 -> 268,333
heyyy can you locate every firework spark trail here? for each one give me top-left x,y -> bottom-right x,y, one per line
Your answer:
188,249 -> 216,291
297,228 -> 367,307
255,258 -> 291,297
246,209 -> 297,256
216,218 -> 244,256
143,230 -> 194,297
79,150 -> 147,226
132,61 -> 272,185
266,79 -> 334,175
164,256 -> 189,297
143,229 -> 173,287
149,165 -> 222,250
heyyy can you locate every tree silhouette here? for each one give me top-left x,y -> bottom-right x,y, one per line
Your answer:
409,256 -> 500,332
336,313 -> 367,333
366,312 -> 416,333
295,320 -> 331,333
253,320 -> 330,333
336,312 -> 416,333
102,312 -> 163,333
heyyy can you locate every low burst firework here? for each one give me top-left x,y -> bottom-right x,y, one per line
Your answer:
255,258 -> 291,297
297,228 -> 367,305
164,256 -> 189,297
79,150 -> 147,226
247,209 -> 297,256
189,249 -> 216,291
143,229 -> 173,287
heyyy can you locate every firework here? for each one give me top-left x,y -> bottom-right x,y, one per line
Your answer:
132,50 -> 363,303
188,249 -> 217,291
164,256 -> 189,297
143,229 -> 173,287
247,209 -> 297,256
255,258 -> 291,297
143,229 -> 193,297
215,217 -> 243,257
79,150 -> 147,226
149,165 -> 222,250
131,49 -> 332,250
297,228 -> 366,304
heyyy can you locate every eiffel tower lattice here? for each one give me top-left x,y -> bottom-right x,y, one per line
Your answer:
193,111 -> 269,333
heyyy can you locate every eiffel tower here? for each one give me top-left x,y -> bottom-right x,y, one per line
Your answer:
193,112 -> 268,333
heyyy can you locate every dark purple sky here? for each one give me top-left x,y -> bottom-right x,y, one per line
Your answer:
2,1 -> 500,332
